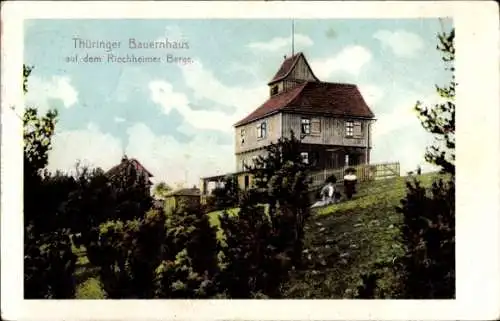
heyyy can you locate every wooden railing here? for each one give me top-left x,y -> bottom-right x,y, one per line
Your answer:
308,162 -> 400,190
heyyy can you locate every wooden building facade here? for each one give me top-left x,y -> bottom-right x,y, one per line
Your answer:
201,51 -> 376,195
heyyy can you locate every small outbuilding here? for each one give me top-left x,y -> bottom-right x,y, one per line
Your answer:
165,186 -> 201,212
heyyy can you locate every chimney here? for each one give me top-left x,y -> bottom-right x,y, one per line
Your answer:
121,154 -> 128,163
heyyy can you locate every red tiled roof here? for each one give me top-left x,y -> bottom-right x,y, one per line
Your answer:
106,157 -> 153,178
234,81 -> 375,127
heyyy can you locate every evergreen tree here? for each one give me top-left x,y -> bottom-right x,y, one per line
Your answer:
414,28 -> 455,175
219,131 -> 311,298
356,28 -> 456,299
396,178 -> 455,298
218,190 -> 283,298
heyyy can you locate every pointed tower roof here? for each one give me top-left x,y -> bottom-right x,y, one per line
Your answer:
267,52 -> 319,85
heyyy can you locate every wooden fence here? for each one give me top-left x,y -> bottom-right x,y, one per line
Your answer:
308,162 -> 400,190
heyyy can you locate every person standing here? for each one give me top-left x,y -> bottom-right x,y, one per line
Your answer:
343,168 -> 358,200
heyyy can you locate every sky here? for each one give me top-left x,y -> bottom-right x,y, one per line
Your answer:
23,18 -> 453,187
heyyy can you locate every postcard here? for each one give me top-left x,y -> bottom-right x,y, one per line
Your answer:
1,1 -> 499,320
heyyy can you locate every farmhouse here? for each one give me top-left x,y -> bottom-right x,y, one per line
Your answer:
106,155 -> 154,189
201,52 -> 376,196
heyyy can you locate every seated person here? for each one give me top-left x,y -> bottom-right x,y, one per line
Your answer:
320,175 -> 337,205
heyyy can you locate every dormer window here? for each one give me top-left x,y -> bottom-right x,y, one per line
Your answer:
270,85 -> 279,96
257,121 -> 267,139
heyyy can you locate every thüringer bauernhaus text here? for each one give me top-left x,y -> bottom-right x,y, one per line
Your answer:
72,37 -> 190,51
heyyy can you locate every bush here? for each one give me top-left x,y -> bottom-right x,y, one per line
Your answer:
356,177 -> 455,299
218,190 -> 283,298
24,226 -> 77,299
88,202 -> 221,298
396,177 -> 455,298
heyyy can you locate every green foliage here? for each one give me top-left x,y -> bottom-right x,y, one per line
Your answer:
155,249 -> 217,298
414,28 -> 455,175
107,161 -> 153,221
355,28 -> 456,300
24,227 -> 77,298
218,190 -> 284,298
86,210 -> 167,298
395,177 -> 455,298
211,175 -> 240,210
352,176 -> 455,299
153,181 -> 172,198
219,131 -> 311,298
88,202 -> 221,298
167,203 -> 220,278
23,64 -> 77,298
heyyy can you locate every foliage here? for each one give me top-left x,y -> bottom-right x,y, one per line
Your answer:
153,181 -> 172,198
86,210 -> 167,298
395,178 -> 455,298
218,190 -> 284,298
106,159 -> 153,221
211,175 -> 240,210
87,202 -> 220,298
219,131 -> 311,297
167,203 -> 220,278
355,27 -> 456,299
23,64 -> 77,298
414,28 -> 455,175
24,227 -> 77,298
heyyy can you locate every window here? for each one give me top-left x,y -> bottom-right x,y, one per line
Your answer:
300,152 -> 309,164
240,128 -> 246,144
252,156 -> 258,166
353,122 -> 362,137
311,119 -> 321,134
345,121 -> 354,137
257,121 -> 267,139
301,118 -> 311,135
241,159 -> 246,171
270,85 -> 279,96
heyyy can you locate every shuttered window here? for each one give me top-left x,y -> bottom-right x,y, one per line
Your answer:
311,119 -> 321,134
353,122 -> 362,137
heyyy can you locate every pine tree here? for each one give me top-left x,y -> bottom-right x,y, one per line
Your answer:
415,28 -> 455,175
355,27 -> 456,299
218,190 -> 282,298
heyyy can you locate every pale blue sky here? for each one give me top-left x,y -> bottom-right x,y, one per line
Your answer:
24,18 -> 453,186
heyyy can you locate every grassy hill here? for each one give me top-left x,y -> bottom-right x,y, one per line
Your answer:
283,172 -> 444,298
74,172 -> 444,299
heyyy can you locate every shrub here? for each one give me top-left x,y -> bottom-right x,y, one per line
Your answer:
396,177 -> 455,298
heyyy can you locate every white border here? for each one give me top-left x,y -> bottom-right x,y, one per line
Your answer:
1,1 -> 499,320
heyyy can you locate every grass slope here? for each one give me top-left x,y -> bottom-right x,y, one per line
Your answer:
283,172 -> 443,298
